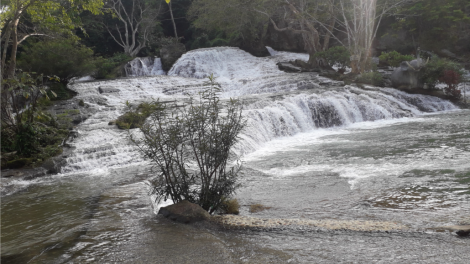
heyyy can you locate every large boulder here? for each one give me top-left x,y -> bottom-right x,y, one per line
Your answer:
391,59 -> 425,89
239,41 -> 270,57
158,200 -> 210,224
160,43 -> 186,71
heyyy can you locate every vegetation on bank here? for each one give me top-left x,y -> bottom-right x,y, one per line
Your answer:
0,72 -> 81,169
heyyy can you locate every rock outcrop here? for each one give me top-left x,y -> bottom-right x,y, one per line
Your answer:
158,200 -> 210,224
391,59 -> 426,89
160,43 -> 186,71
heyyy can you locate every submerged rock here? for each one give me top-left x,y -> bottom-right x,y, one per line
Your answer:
277,62 -> 302,73
98,86 -> 121,94
158,200 -> 210,224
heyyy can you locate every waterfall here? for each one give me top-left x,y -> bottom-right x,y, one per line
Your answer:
235,86 -> 457,155
125,57 -> 166,77
60,47 -> 458,175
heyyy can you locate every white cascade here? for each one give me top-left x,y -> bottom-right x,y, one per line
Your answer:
125,57 -> 166,77
59,47 -> 458,175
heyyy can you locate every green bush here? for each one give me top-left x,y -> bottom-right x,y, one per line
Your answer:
131,76 -> 245,214
379,51 -> 415,67
116,102 -> 163,129
314,46 -> 350,72
94,53 -> 132,79
420,57 -> 464,89
355,72 -> 385,87
18,39 -> 96,83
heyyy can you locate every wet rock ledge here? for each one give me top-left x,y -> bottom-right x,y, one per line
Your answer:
210,215 -> 407,232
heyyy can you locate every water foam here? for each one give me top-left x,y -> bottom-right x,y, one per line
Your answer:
60,47 -> 458,175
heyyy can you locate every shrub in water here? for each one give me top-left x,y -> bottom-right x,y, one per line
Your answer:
221,198 -> 240,215
130,76 -> 245,213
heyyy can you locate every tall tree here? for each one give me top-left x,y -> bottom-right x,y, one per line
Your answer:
189,0 -> 414,73
103,0 -> 162,57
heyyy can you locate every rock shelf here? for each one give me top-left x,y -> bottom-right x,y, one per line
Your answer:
211,215 -> 407,232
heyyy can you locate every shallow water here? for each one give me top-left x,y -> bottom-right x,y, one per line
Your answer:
1,47 -> 469,263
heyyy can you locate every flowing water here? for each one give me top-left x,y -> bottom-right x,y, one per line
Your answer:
1,47 -> 469,263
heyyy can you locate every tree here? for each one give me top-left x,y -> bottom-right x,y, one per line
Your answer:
390,0 -> 470,51
1,1 -> 103,168
0,0 -> 103,119
103,0 -> 162,57
0,0 -> 104,80
165,0 -> 178,39
130,76 -> 245,213
189,0 -> 414,73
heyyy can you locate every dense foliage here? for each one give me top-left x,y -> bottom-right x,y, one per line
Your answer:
17,39 -> 97,83
420,57 -> 464,89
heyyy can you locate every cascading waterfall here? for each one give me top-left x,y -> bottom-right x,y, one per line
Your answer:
125,57 -> 166,77
38,47 -> 459,175
235,86 -> 456,155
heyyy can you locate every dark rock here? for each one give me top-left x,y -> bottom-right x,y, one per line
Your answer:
390,59 -> 426,89
158,200 -> 210,224
41,159 -> 61,174
98,86 -> 121,94
160,43 -> 186,71
456,229 -> 470,237
108,120 -> 116,125
239,41 -> 270,57
277,62 -> 302,73
6,158 -> 32,169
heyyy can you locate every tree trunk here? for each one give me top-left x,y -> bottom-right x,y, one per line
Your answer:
322,18 -> 336,51
169,1 -> 178,39
6,18 -> 20,78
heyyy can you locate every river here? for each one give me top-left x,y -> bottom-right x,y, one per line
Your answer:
1,47 -> 469,263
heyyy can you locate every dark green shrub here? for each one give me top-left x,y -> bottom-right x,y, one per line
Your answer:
116,102 -> 163,129
1,72 -> 74,168
94,53 -> 132,79
379,51 -> 414,67
355,72 -> 384,86
420,57 -> 464,89
17,39 -> 96,83
47,83 -> 77,101
314,46 -> 350,72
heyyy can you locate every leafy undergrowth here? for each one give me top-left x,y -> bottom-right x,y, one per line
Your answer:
1,102 -> 81,170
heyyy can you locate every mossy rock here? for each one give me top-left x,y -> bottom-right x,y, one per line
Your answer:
6,158 -> 33,169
